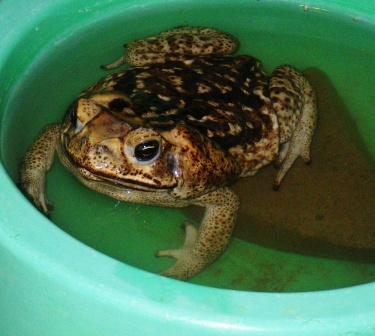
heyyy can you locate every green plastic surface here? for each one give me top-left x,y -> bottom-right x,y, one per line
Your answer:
0,0 -> 374,335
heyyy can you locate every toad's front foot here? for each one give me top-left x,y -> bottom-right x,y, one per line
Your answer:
157,224 -> 204,280
156,187 -> 239,280
21,177 -> 52,215
20,124 -> 60,215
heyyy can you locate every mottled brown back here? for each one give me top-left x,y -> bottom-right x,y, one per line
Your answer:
86,55 -> 275,152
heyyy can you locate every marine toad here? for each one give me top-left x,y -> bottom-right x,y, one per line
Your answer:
20,27 -> 317,280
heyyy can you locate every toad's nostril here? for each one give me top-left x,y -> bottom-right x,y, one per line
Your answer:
109,98 -> 130,111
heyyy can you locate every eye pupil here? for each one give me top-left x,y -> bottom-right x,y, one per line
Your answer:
134,140 -> 160,162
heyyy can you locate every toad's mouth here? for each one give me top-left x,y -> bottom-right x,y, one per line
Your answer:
81,168 -> 177,192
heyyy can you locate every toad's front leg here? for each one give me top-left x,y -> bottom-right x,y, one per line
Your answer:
158,187 -> 239,280
20,124 -> 61,214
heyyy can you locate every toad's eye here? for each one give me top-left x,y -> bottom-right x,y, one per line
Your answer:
134,140 -> 161,162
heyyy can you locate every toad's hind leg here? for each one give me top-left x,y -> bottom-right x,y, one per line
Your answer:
270,66 -> 317,190
102,26 -> 238,69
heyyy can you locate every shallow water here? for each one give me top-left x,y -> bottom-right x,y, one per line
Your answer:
1,2 -> 375,291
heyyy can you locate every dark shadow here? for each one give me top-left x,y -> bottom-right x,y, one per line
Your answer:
185,68 -> 375,264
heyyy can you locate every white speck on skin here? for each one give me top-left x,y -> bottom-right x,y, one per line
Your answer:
95,162 -> 109,169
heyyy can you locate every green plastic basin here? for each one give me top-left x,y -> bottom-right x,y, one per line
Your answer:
0,0 -> 374,335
